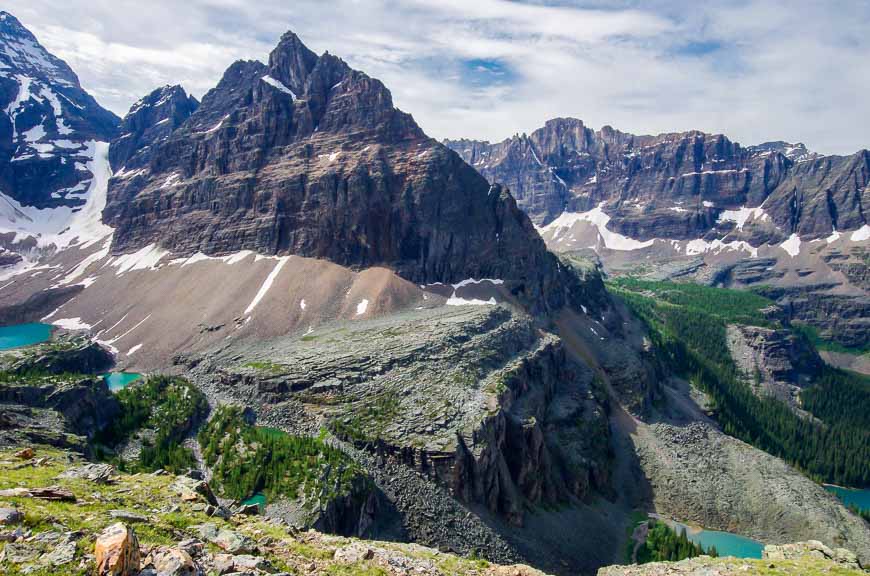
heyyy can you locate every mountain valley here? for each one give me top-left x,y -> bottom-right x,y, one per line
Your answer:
0,9 -> 867,576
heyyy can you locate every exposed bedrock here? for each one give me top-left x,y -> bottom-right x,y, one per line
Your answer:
189,305 -> 613,531
725,324 -> 822,409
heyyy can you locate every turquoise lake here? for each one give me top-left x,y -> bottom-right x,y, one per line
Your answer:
666,520 -> 764,559
103,372 -> 143,391
241,493 -> 267,512
825,485 -> 870,512
0,323 -> 52,350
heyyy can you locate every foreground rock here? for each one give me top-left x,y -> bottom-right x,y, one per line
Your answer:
141,546 -> 201,576
95,523 -> 140,576
764,540 -> 861,570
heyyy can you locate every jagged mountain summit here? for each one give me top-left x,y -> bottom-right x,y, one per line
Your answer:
108,84 -> 198,171
102,32 -> 576,315
0,10 -> 119,257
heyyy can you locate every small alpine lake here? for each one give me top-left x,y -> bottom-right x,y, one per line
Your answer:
658,517 -> 764,559
241,492 -> 267,512
103,372 -> 143,391
0,323 -> 53,350
825,485 -> 870,512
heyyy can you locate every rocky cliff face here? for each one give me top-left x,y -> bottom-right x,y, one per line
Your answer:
0,375 -> 119,450
0,11 -> 117,212
725,325 -> 822,410
5,333 -> 115,375
446,118 -> 867,243
102,32 -> 576,314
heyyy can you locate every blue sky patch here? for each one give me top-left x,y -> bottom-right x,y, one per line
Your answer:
459,58 -> 517,88
677,40 -> 722,56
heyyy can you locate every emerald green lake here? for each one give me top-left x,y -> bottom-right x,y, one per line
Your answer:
103,372 -> 143,391
666,520 -> 764,559
0,323 -> 52,349
241,493 -> 267,512
825,485 -> 870,512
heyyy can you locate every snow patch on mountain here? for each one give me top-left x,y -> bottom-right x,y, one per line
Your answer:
111,243 -> 169,275
780,233 -> 802,257
717,206 -> 770,230
261,75 -> 297,98
542,204 -> 655,251
0,141 -> 114,251
685,238 -> 758,258
244,256 -> 289,315
0,24 -> 70,84
851,225 -> 870,242
355,299 -> 369,316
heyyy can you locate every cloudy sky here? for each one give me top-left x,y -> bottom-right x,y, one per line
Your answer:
7,0 -> 870,154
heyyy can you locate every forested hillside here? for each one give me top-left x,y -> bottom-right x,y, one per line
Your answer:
610,279 -> 870,488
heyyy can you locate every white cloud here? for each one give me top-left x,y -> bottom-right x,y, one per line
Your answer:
4,0 -> 870,155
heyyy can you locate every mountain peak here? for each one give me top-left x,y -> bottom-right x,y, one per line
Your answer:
103,29 -> 574,316
0,8 -> 118,230
0,10 -> 79,87
0,11 -> 25,32
268,29 -> 318,96
749,140 -> 821,163
110,84 -> 199,171
126,84 -> 196,117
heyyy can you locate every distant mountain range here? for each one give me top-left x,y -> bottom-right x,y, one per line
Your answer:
446,118 -> 869,348
445,117 -> 867,243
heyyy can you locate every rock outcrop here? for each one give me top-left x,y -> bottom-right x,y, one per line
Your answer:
94,523 -> 140,576
0,373 -> 119,449
598,542 -> 864,575
5,333 -> 115,375
191,305 -> 613,529
763,540 -> 862,570
725,325 -> 822,410
103,32 -> 579,315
